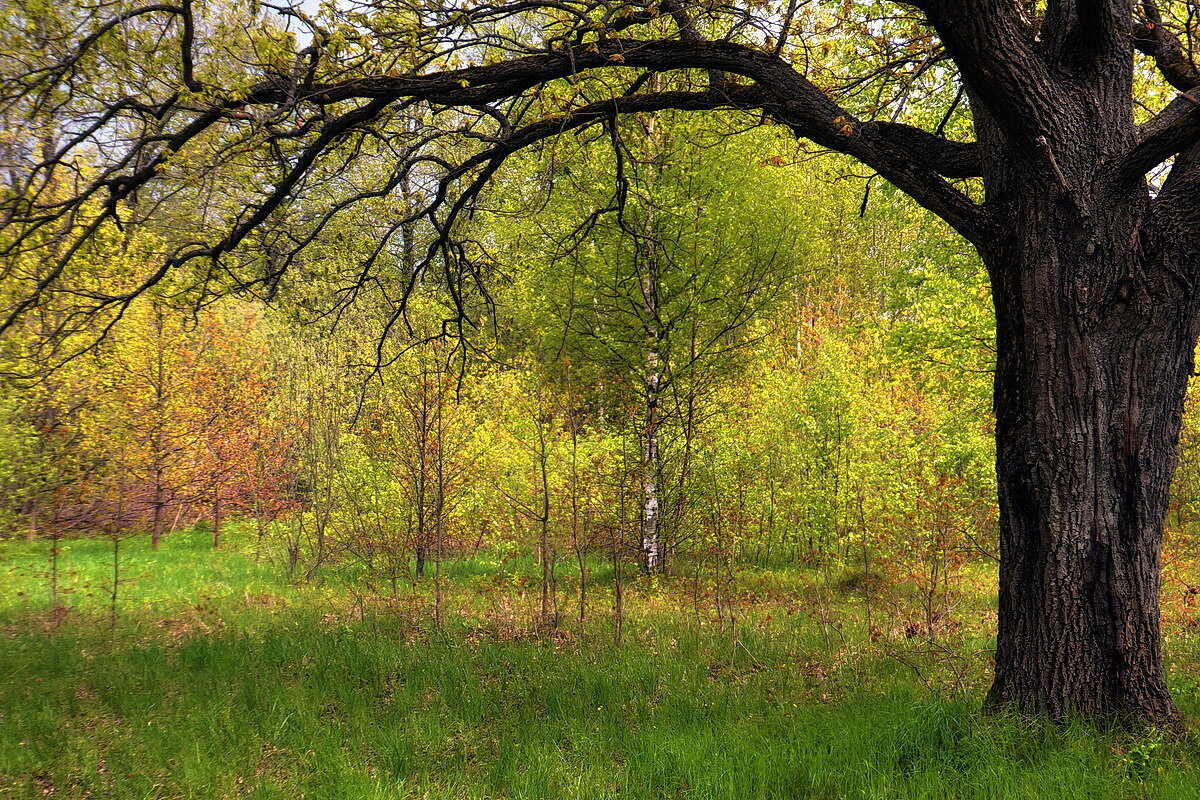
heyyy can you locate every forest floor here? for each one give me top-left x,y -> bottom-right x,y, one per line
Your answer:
5,531 -> 1200,799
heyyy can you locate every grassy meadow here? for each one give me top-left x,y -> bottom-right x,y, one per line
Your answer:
5,530 -> 1200,799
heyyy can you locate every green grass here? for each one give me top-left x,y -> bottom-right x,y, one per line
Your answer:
3,531 -> 1200,799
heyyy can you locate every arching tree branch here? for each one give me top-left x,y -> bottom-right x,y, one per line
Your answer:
1,27 -> 990,341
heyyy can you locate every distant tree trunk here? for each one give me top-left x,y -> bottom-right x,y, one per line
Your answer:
575,539 -> 587,627
109,533 -> 120,641
409,370 -> 433,582
432,389 -> 447,629
149,303 -> 169,551
414,544 -> 426,580
612,528 -> 624,645
212,494 -> 223,549
150,478 -> 165,550
640,359 -> 663,574
252,466 -> 268,561
536,417 -> 555,628
48,526 -> 59,608
568,415 -> 588,627
637,95 -> 667,576
25,493 -> 37,542
613,454 -> 628,645
637,261 -> 665,571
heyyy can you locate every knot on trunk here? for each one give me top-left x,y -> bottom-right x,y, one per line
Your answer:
1112,277 -> 1152,315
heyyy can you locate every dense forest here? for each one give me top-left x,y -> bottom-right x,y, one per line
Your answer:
9,0 -> 1200,797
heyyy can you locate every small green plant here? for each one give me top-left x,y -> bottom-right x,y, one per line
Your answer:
1124,727 -> 1167,779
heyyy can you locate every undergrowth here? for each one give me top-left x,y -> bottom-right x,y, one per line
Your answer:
3,530 -> 1200,799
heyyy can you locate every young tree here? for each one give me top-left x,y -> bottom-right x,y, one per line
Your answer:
190,306 -> 277,548
387,340 -> 473,593
491,120 -> 793,572
5,0 -> 1200,724
89,300 -> 210,549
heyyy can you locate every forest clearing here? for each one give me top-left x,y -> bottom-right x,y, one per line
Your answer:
8,530 -> 1200,800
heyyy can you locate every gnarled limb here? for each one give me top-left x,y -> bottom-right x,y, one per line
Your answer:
1133,0 -> 1200,92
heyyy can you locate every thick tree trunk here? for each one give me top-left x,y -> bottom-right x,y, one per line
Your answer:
983,183 -> 1198,724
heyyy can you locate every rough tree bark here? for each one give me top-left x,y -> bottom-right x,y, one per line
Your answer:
980,130 -> 1200,723
7,0 -> 1200,725
929,0 -> 1200,723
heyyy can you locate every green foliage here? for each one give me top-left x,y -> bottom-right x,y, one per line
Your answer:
0,391 -> 40,536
